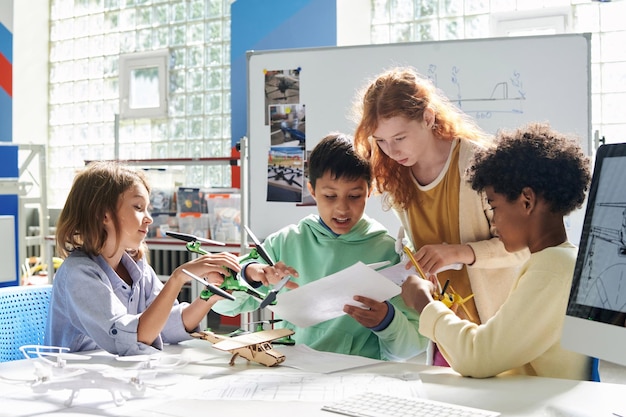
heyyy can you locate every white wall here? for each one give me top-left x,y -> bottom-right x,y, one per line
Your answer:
13,0 -> 48,145
336,0 -> 370,46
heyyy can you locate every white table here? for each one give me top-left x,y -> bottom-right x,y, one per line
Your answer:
1,339 -> 625,417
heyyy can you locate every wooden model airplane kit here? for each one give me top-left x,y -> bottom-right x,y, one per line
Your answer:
191,328 -> 295,367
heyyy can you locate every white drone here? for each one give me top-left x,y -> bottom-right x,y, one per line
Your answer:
1,345 -> 187,407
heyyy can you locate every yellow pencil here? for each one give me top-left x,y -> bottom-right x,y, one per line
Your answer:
402,246 -> 427,280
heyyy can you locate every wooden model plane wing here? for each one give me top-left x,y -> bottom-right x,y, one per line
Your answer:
191,330 -> 229,345
212,328 -> 294,352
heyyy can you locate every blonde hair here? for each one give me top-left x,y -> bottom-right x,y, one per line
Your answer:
353,67 -> 491,209
55,161 -> 151,260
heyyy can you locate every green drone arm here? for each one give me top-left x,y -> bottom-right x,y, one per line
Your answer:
184,241 -> 262,299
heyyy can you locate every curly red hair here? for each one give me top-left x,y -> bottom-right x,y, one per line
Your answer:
352,67 -> 491,209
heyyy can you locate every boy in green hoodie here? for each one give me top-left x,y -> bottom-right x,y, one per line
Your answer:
213,133 -> 427,361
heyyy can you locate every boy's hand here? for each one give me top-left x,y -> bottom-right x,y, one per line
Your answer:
344,296 -> 388,328
247,261 -> 299,289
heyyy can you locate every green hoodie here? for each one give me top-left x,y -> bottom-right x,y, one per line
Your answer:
213,214 -> 428,361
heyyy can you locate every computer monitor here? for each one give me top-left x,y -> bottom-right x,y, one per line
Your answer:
562,143 -> 626,366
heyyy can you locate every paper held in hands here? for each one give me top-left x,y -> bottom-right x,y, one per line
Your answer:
378,261 -> 464,285
267,262 -> 401,328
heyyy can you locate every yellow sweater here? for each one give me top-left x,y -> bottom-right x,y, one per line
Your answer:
419,242 -> 592,380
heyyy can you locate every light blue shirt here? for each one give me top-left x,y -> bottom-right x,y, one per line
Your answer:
45,250 -> 192,355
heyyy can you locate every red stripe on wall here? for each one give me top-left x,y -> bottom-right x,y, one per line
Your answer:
0,53 -> 12,97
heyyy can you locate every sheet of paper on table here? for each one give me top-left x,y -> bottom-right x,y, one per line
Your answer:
279,344 -> 383,373
268,261 -> 401,327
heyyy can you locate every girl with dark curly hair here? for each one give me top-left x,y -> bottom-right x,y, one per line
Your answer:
401,122 -> 593,380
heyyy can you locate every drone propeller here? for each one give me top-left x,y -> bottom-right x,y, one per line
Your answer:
20,345 -> 93,369
115,353 -> 161,363
101,367 -> 160,385
165,230 -> 225,246
39,351 -> 91,361
107,355 -> 187,389
249,319 -> 283,325
115,353 -> 188,370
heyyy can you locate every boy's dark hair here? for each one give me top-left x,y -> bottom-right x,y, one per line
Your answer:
308,133 -> 372,189
467,122 -> 591,215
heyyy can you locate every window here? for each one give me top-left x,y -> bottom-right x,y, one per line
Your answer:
119,50 -> 169,119
491,8 -> 570,37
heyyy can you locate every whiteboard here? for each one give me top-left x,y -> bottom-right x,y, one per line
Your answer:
246,34 -> 591,240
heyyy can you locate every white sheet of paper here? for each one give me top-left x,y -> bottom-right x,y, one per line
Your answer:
378,262 -> 415,285
279,344 -> 383,373
267,261 -> 401,328
377,261 -> 464,285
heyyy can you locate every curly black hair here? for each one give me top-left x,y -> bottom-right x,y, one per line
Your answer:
467,122 -> 591,215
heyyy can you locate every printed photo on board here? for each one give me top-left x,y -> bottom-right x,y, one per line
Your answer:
267,146 -> 304,203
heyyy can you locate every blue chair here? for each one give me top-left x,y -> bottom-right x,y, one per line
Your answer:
0,284 -> 52,362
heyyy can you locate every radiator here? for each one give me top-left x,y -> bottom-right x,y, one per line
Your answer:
149,249 -> 192,277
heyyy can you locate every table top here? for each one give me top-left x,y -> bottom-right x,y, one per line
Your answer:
1,339 -> 625,417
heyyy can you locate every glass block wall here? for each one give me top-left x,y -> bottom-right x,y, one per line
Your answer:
369,0 -> 626,150
48,0 -> 232,207
46,0 -> 626,206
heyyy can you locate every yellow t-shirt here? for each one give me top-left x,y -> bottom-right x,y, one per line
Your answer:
405,140 -> 479,323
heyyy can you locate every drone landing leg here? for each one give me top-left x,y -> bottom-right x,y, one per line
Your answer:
65,389 -> 79,407
112,389 -> 127,406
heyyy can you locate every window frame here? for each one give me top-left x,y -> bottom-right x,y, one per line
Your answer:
490,8 -> 571,37
118,49 -> 170,119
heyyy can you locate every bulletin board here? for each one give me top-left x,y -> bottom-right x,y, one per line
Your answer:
246,34 -> 591,241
